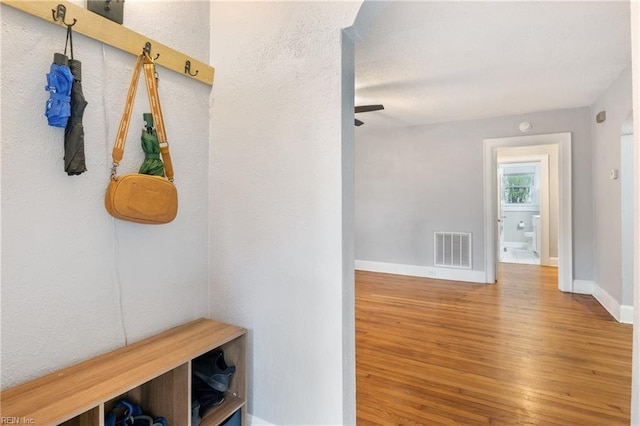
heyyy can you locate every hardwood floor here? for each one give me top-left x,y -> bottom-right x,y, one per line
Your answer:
355,263 -> 632,425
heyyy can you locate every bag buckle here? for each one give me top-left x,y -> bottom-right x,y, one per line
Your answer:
110,162 -> 119,179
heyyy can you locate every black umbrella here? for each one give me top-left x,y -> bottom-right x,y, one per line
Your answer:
63,25 -> 87,175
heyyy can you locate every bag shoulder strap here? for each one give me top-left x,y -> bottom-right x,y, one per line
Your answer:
143,54 -> 174,181
111,53 -> 174,182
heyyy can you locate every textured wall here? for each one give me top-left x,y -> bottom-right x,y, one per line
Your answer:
209,2 -> 362,424
355,107 -> 592,278
591,65 -> 633,305
1,1 -> 210,388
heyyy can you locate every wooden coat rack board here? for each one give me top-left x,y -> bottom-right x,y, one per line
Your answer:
0,0 -> 215,86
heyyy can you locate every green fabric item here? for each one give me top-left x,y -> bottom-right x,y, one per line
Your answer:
138,113 -> 165,176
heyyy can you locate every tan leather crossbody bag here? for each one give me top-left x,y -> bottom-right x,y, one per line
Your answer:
105,51 -> 177,224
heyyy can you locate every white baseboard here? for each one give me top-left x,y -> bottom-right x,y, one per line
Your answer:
248,414 -> 276,426
593,283 -> 623,322
572,280 -> 594,295
568,280 -> 632,324
549,257 -> 559,267
620,305 -> 634,324
355,260 -> 487,283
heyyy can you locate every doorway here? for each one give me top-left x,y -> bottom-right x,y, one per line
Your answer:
483,133 -> 572,291
497,158 -> 548,266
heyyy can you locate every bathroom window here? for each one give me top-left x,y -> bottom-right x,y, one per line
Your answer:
503,173 -> 534,204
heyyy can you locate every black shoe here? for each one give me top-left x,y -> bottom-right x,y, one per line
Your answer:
193,350 -> 236,392
193,375 -> 225,418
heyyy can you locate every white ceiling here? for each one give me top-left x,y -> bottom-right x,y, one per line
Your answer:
355,1 -> 632,129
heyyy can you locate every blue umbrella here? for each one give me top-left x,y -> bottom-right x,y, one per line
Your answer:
45,52 -> 73,128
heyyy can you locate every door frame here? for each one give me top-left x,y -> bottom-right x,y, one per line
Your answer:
483,132 -> 572,292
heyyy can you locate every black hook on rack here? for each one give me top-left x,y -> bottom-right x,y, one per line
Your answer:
143,42 -> 160,61
184,60 -> 199,77
52,4 -> 77,27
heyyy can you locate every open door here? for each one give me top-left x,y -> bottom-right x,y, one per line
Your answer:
497,166 -> 505,263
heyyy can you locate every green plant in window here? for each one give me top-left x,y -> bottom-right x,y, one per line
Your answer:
503,174 -> 533,204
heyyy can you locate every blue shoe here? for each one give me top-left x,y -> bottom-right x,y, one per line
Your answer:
105,400 -> 166,426
191,398 -> 201,426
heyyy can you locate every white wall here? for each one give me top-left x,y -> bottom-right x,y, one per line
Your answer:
590,65 -> 633,305
502,210 -> 540,244
621,132 -> 634,306
341,29 -> 358,426
630,2 -> 640,419
209,2 -> 362,424
355,107 -> 592,279
1,1 -> 211,388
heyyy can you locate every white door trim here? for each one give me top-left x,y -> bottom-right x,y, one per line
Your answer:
483,132 -> 572,292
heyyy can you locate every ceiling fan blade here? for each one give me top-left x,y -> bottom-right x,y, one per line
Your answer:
355,104 -> 384,114
355,118 -> 364,126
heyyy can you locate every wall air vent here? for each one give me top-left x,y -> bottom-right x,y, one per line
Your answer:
434,232 -> 472,269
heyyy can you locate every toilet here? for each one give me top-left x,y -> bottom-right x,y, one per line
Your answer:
523,230 -> 534,250
524,215 -> 541,254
